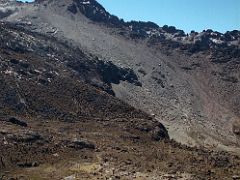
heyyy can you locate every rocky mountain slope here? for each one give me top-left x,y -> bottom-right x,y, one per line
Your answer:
0,19 -> 170,179
3,0 -> 238,150
0,0 -> 240,179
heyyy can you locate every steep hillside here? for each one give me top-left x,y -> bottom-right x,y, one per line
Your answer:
0,20 -> 174,179
0,0 -> 240,179
2,0 -> 238,149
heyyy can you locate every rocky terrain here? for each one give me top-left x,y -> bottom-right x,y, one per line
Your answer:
0,0 -> 240,179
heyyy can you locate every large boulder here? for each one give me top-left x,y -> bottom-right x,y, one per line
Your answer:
8,117 -> 27,127
233,121 -> 240,136
136,121 -> 169,141
151,123 -> 169,141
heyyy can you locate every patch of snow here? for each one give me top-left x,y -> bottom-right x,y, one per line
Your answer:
4,69 -> 17,76
53,153 -> 59,157
210,38 -> 224,44
54,71 -> 59,76
64,175 -> 75,180
34,69 -> 41,74
129,25 -> 133,31
81,1 -> 90,5
3,137 -> 8,145
19,97 -> 26,105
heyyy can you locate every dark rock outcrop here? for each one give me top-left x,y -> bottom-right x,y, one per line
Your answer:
72,0 -> 123,27
233,122 -> 240,136
8,117 -> 27,127
126,21 -> 159,30
65,139 -> 95,150
7,131 -> 43,143
151,123 -> 169,141
67,3 -> 78,14
0,8 -> 14,19
17,161 -> 39,168
136,121 -> 169,141
67,59 -> 141,95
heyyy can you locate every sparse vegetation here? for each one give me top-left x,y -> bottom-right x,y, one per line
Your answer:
0,0 -> 239,179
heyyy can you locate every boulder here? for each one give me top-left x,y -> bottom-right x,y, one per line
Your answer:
151,123 -> 169,141
8,117 -> 27,127
10,58 -> 19,64
233,122 -> 240,136
65,139 -> 95,150
0,8 -> 14,19
233,175 -> 240,180
126,21 -> 159,32
136,121 -> 169,141
67,3 -> 78,14
162,25 -> 177,34
210,153 -> 231,168
17,161 -> 39,168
